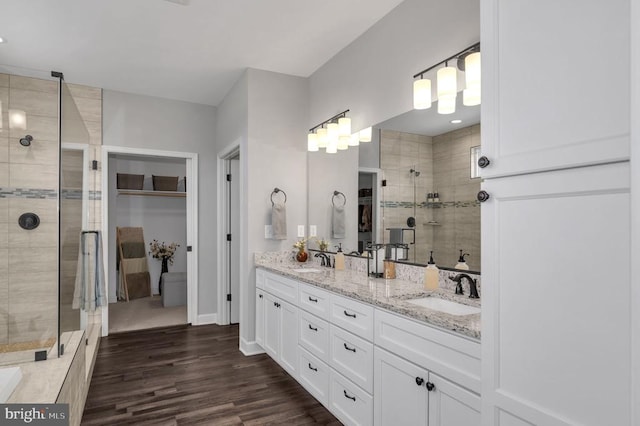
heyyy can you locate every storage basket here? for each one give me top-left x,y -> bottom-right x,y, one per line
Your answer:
117,173 -> 144,190
152,175 -> 179,191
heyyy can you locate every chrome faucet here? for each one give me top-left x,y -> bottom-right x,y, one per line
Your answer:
452,274 -> 479,299
314,252 -> 332,267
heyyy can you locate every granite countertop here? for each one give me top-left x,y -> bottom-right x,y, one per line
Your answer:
255,258 -> 481,340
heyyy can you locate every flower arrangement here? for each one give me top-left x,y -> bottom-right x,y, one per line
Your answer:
149,239 -> 180,264
316,237 -> 330,252
293,238 -> 307,253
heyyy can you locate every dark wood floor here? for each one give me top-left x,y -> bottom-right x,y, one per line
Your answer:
82,324 -> 341,425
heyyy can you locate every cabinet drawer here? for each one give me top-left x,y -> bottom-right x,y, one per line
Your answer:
263,270 -> 298,305
330,325 -> 374,394
298,282 -> 331,318
298,346 -> 330,408
329,369 -> 373,426
330,294 -> 374,341
299,311 -> 330,363
374,309 -> 481,394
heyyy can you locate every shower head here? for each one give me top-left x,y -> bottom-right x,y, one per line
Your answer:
19,135 -> 33,147
409,168 -> 421,177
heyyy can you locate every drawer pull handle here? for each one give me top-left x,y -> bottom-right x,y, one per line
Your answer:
343,343 -> 356,353
308,296 -> 318,303
415,377 -> 424,386
343,310 -> 357,318
259,294 -> 263,299
308,324 -> 318,332
343,390 -> 356,401
308,363 -> 317,372
426,382 -> 435,392
273,302 -> 278,307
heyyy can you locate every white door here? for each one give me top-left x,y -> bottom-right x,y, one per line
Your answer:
374,347 -> 428,426
255,289 -> 265,347
263,292 -> 280,361
279,299 -> 298,378
480,0 -> 630,179
481,162 -> 630,425
428,373 -> 480,426
227,155 -> 240,323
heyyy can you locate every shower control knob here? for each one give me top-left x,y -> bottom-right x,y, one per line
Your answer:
477,190 -> 490,203
478,156 -> 490,168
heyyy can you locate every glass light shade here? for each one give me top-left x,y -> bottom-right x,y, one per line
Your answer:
437,66 -> 457,99
307,133 -> 319,152
463,87 -> 481,106
437,95 -> 456,115
316,128 -> 328,148
338,135 -> 349,150
326,137 -> 338,154
465,52 -> 481,91
338,117 -> 351,137
348,133 -> 360,147
9,109 -> 26,130
359,126 -> 372,142
413,78 -> 432,110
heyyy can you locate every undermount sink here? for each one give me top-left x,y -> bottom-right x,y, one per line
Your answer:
0,366 -> 22,402
407,297 -> 480,316
291,268 -> 323,273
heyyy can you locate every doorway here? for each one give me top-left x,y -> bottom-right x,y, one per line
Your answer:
101,146 -> 199,336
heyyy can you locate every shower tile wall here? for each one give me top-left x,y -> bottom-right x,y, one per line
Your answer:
0,73 -> 103,350
432,124 -> 481,271
380,125 -> 481,270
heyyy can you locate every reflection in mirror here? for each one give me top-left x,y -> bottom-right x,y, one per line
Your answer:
375,97 -> 481,271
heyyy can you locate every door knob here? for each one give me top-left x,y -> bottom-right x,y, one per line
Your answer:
478,156 -> 490,168
477,190 -> 490,202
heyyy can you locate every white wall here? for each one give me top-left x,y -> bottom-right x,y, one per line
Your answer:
102,90 -> 217,315
109,157 -> 187,298
309,0 -> 480,132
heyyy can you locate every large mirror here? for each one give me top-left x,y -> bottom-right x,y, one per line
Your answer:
308,96 -> 481,272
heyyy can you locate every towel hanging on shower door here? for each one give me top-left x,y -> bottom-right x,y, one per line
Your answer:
73,230 -> 106,311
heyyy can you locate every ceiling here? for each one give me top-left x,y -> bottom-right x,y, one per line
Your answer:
0,0 -> 405,106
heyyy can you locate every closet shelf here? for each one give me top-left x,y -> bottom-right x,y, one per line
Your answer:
118,189 -> 187,198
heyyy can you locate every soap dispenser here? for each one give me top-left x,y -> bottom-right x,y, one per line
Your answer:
423,251 -> 439,290
455,250 -> 470,270
334,244 -> 345,271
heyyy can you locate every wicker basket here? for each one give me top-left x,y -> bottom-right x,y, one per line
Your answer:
117,173 -> 144,190
152,175 -> 178,191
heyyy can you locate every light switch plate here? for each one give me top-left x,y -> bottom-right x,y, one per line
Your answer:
265,225 -> 273,239
309,225 -> 317,237
297,225 -> 305,238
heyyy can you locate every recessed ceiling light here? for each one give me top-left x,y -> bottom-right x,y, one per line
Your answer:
450,119 -> 462,124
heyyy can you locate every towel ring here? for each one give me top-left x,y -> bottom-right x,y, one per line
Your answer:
271,187 -> 287,206
332,190 -> 346,207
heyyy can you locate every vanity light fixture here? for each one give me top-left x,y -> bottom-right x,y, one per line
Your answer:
450,119 -> 462,124
308,109 -> 350,153
0,37 -> 5,43
348,133 -> 360,147
359,126 -> 372,142
413,42 -> 480,115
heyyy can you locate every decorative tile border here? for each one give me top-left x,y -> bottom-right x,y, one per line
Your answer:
381,200 -> 480,209
0,188 -> 101,200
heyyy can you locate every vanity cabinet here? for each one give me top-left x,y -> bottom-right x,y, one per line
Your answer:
263,291 -> 298,379
374,347 -> 481,426
255,289 -> 265,347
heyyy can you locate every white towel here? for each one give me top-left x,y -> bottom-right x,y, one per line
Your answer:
73,231 -> 106,311
332,205 -> 346,239
272,202 -> 287,240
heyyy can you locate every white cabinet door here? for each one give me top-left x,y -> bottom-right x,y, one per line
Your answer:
279,299 -> 298,378
374,347 -> 428,426
255,289 -> 265,348
481,162 -> 630,425
481,0 -> 630,178
428,372 -> 480,426
263,292 -> 280,361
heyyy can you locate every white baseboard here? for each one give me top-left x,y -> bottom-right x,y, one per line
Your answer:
195,313 -> 218,325
240,338 -> 265,356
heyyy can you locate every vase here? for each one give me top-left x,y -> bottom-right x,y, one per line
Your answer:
296,249 -> 308,263
160,257 -> 169,294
